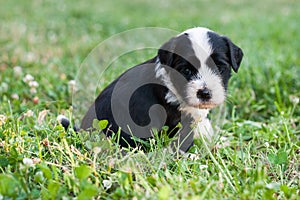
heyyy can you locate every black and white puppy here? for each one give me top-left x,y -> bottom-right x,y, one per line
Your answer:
62,27 -> 243,153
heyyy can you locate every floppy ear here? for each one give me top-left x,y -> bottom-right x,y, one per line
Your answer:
224,37 -> 243,73
157,37 -> 177,67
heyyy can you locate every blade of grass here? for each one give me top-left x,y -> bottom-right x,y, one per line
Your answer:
198,127 -> 236,193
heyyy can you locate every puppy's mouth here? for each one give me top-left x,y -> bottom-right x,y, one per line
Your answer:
190,103 -> 218,109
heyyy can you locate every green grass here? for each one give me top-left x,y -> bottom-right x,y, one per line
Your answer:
0,0 -> 300,199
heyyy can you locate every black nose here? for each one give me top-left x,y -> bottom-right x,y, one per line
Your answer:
197,88 -> 212,101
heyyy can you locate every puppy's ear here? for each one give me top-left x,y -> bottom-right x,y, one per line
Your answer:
157,37 -> 177,67
224,37 -> 243,73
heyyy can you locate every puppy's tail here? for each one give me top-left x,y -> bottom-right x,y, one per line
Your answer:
57,115 -> 78,132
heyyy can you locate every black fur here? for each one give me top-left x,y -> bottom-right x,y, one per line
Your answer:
82,58 -> 185,149
207,31 -> 243,88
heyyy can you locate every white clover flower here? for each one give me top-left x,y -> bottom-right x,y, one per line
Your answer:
35,171 -> 43,176
29,81 -> 39,88
68,80 -> 76,92
93,147 -> 102,154
0,114 -> 7,126
68,80 -> 76,86
30,87 -> 37,94
289,95 -> 299,105
23,74 -> 34,83
32,157 -> 41,164
13,66 -> 23,77
11,93 -> 19,100
264,142 -> 269,148
200,165 -> 208,170
0,82 -> 8,92
34,171 -> 45,181
103,179 -> 112,189
16,136 -> 23,143
26,52 -> 36,63
24,110 -> 34,117
23,158 -> 34,167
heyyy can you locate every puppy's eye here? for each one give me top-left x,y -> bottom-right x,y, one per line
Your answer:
181,68 -> 192,77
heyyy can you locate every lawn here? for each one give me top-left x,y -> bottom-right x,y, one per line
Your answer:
0,0 -> 300,199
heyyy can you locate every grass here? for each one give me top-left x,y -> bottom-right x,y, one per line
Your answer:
0,0 -> 300,199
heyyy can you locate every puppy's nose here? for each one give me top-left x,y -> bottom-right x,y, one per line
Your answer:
197,88 -> 212,101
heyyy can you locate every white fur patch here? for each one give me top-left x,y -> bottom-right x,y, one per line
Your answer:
179,106 -> 214,140
180,106 -> 209,121
180,27 -> 213,64
165,91 -> 179,104
194,117 -> 214,140
155,60 -> 182,104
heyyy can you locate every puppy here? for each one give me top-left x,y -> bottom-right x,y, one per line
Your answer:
63,27 -> 243,153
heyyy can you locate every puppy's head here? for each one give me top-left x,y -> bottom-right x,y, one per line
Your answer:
156,27 -> 243,109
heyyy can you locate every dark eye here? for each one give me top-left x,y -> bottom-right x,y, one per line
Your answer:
181,67 -> 192,77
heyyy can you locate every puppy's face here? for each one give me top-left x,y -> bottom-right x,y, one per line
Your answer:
156,27 -> 243,109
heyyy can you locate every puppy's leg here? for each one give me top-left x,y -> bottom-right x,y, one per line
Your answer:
170,117 -> 195,154
81,103 -> 97,130
193,117 -> 214,141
